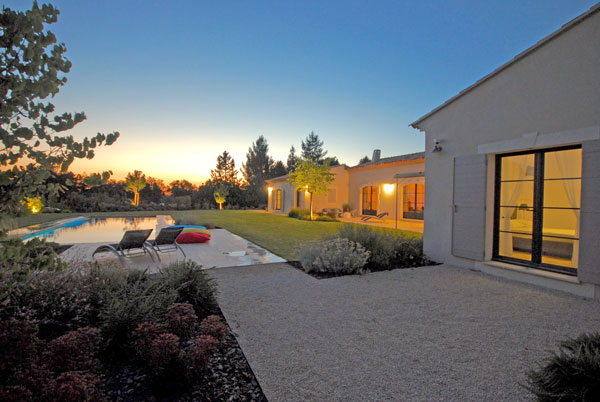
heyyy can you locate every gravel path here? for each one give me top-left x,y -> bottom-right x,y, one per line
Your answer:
209,263 -> 600,402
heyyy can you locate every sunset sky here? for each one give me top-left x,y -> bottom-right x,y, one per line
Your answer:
4,0 -> 597,184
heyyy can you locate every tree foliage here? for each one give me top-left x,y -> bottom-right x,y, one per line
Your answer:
0,2 -> 119,215
301,131 -> 327,164
286,145 -> 298,172
289,159 -> 335,220
169,179 -> 196,196
358,155 -> 371,164
82,171 -> 112,188
208,150 -> 239,186
270,160 -> 287,178
213,184 -> 229,210
125,170 -> 146,206
241,135 -> 273,187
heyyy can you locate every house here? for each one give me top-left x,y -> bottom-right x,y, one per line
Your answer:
265,150 -> 425,230
410,4 -> 600,297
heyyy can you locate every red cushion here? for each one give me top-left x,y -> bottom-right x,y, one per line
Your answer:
177,231 -> 210,244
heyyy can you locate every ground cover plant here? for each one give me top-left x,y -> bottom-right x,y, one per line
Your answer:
526,332 -> 600,402
299,238 -> 370,276
0,260 -> 266,401
297,224 -> 432,277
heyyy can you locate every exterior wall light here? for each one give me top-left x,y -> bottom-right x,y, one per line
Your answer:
383,183 -> 395,194
432,139 -> 443,153
267,187 -> 273,195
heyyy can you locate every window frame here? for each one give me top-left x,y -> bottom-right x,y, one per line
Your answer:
275,189 -> 282,210
492,144 -> 581,275
402,183 -> 424,220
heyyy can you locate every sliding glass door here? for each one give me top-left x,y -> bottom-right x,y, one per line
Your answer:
493,146 -> 581,274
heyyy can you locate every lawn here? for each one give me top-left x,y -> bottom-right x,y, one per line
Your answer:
3,210 -> 421,260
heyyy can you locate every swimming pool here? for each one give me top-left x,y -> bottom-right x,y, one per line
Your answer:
22,216 -> 175,244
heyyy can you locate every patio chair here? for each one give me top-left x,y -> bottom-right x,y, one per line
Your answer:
92,229 -> 154,266
361,212 -> 389,222
144,226 -> 186,261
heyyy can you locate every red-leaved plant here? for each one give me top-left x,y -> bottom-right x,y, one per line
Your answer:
45,327 -> 102,373
187,335 -> 218,374
199,315 -> 227,342
166,303 -> 198,339
148,333 -> 181,373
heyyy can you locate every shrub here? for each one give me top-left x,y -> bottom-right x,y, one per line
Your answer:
148,333 -> 181,373
342,203 -> 352,213
158,261 -> 217,320
526,332 -> 600,402
98,268 -> 177,353
288,208 -> 310,220
133,322 -> 168,360
48,371 -> 105,402
187,335 -> 218,374
0,320 -> 39,377
0,385 -> 33,402
337,225 -> 429,271
45,327 -> 102,373
0,238 -> 65,281
199,315 -> 227,342
315,214 -> 336,222
166,303 -> 198,339
299,238 -> 370,276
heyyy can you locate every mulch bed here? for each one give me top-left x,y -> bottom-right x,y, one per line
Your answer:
287,260 -> 438,280
105,310 -> 267,402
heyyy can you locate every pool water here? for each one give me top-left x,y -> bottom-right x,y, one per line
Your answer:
23,216 -> 175,244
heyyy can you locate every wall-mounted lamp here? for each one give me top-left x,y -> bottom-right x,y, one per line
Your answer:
383,183 -> 395,194
267,186 -> 273,195
432,139 -> 443,153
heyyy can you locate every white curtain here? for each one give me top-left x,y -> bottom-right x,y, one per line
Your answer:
499,158 -> 530,256
553,152 -> 580,266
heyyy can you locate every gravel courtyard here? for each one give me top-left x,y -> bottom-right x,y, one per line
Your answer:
209,263 -> 600,402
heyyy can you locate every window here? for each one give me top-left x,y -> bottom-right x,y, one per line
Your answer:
361,186 -> 377,216
328,188 -> 337,203
275,189 -> 282,210
296,190 -> 303,208
403,184 -> 424,220
493,146 -> 581,274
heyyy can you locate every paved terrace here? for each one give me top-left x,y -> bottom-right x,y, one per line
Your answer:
210,263 -> 600,402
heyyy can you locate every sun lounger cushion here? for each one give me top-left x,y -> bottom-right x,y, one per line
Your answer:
180,227 -> 210,235
177,231 -> 211,244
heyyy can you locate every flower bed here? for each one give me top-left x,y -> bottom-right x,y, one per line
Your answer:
0,259 -> 266,401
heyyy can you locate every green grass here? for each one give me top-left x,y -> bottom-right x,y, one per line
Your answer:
3,210 -> 421,260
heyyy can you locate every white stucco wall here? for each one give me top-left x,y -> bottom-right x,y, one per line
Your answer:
414,9 -> 600,266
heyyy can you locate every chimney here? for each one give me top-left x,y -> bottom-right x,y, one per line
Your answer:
372,149 -> 381,162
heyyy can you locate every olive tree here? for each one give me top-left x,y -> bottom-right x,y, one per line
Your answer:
289,159 -> 334,220
0,2 -> 119,215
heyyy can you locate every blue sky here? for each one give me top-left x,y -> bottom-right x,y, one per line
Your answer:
4,0 -> 598,183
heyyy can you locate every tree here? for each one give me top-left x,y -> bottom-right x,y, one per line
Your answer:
286,145 -> 299,172
169,179 -> 196,196
289,159 -> 335,220
323,156 -> 340,166
241,135 -> 273,186
358,155 -> 371,164
0,2 -> 119,215
270,160 -> 287,178
213,184 -> 229,210
208,151 -> 239,186
125,170 -> 146,206
82,171 -> 112,188
241,136 -> 273,206
301,131 -> 327,164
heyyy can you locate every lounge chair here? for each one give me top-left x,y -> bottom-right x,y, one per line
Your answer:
145,227 -> 186,261
361,212 -> 389,222
92,229 -> 154,265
